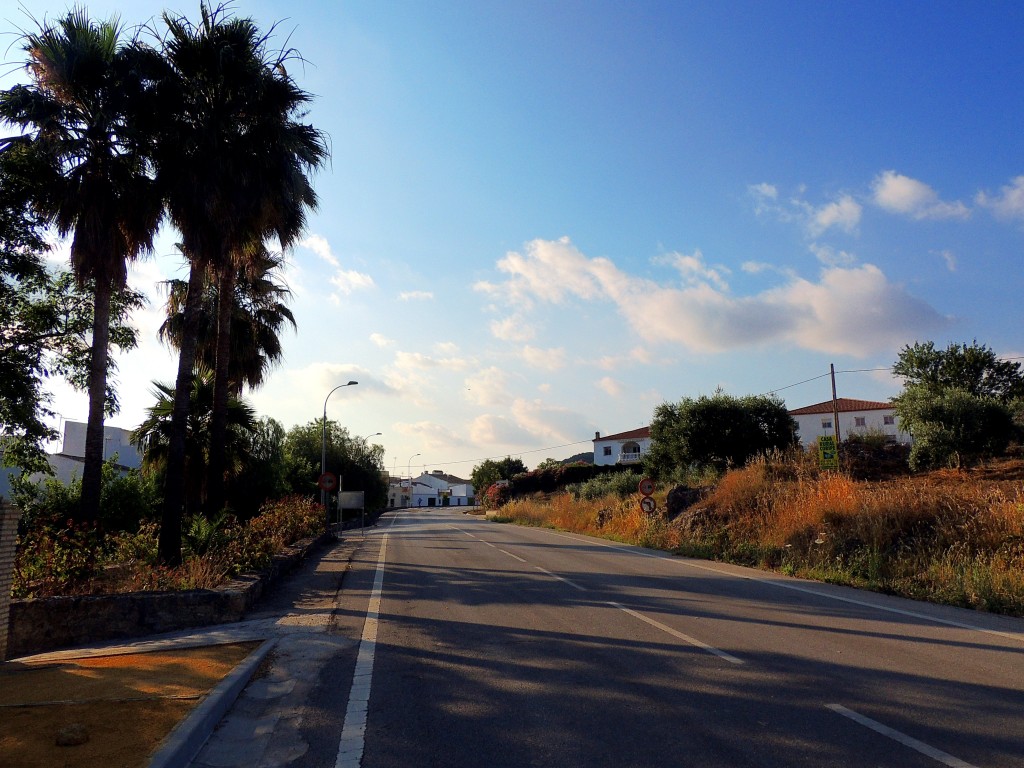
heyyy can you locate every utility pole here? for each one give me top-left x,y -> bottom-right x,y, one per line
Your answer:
830,363 -> 842,445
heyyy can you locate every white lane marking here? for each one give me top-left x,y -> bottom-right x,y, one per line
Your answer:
335,515 -> 396,768
447,524 -> 498,547
498,548 -> 527,563
827,704 -> 979,768
539,529 -> 1024,644
609,601 -> 744,665
534,566 -> 585,591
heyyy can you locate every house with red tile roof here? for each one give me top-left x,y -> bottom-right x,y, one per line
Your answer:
593,427 -> 651,466
788,398 -> 911,446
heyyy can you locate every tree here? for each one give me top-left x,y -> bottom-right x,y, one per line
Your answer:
131,366 -> 258,519
643,391 -> 797,478
895,386 -> 1013,471
892,340 -> 1023,469
0,147 -> 143,477
151,3 -> 327,562
282,421 -> 387,513
470,457 -> 527,494
0,10 -> 162,521
892,341 -> 1024,403
159,247 -> 295,396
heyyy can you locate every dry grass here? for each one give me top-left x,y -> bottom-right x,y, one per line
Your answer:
496,455 -> 1024,616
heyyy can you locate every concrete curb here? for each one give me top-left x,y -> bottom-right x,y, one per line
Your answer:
148,638 -> 278,768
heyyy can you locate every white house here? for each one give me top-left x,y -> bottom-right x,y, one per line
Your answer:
388,470 -> 475,508
593,427 -> 651,467
788,398 -> 911,446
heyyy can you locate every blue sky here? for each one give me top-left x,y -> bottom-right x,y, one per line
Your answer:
4,1 -> 1024,478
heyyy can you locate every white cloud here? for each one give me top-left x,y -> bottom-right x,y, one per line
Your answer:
330,269 -> 375,295
521,345 -> 566,370
299,234 -> 340,267
510,398 -> 593,444
468,414 -> 537,445
370,333 -> 394,347
808,194 -> 861,236
808,243 -> 857,267
598,376 -> 623,396
976,176 -> 1024,220
393,421 -> 471,452
486,237 -> 948,358
872,171 -> 969,220
435,341 -> 460,355
490,315 -> 536,342
597,346 -> 651,371
399,290 -> 434,301
465,367 -> 512,407
659,250 -> 730,290
939,250 -> 957,272
394,351 -> 469,371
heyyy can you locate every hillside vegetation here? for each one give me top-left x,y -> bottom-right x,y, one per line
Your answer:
494,450 -> 1024,616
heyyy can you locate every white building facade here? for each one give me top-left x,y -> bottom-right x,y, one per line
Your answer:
788,398 -> 911,446
388,470 -> 475,508
592,427 -> 652,467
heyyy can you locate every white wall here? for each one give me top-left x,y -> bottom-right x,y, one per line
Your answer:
593,437 -> 651,466
793,409 -> 911,446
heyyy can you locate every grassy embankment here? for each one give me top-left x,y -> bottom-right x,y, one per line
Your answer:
494,452 -> 1024,616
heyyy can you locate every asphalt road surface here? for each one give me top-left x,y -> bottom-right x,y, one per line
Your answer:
242,508 -> 1024,767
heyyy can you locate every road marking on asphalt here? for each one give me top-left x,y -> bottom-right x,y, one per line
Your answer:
498,548 -> 527,563
540,529 -> 1024,644
826,704 -> 978,768
534,565 -> 585,591
335,514 -> 397,768
447,524 -> 499,548
609,601 -> 745,665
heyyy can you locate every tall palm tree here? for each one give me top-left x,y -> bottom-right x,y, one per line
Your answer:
132,366 -> 257,518
152,3 -> 327,562
159,247 -> 296,397
0,10 -> 162,522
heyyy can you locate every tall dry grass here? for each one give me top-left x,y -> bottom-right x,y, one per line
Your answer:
496,454 -> 1024,615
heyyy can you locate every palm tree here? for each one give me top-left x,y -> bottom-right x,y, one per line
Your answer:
152,3 -> 327,562
159,247 -> 296,396
132,366 -> 257,518
0,10 -> 162,522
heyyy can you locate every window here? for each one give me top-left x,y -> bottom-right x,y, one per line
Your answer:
821,419 -> 832,429
854,417 -> 866,427
883,415 -> 895,426
603,446 -> 612,456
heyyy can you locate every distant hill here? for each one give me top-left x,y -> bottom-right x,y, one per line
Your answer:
562,452 -> 593,464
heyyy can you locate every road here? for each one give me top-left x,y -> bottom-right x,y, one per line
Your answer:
200,507 -> 1024,767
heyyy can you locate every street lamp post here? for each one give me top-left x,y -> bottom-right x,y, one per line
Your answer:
321,381 -> 358,510
406,452 -> 420,507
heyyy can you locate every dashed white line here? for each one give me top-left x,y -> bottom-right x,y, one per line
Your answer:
498,548 -> 527,563
534,565 -> 585,591
335,515 -> 396,768
827,704 -> 979,768
609,601 -> 745,665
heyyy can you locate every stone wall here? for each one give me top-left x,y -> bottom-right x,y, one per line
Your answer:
7,532 -> 331,658
0,502 -> 21,660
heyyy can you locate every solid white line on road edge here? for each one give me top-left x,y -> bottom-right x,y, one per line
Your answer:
540,529 -> 1024,644
609,601 -> 745,665
826,704 -> 979,768
335,514 -> 396,768
498,548 -> 527,563
534,566 -> 585,591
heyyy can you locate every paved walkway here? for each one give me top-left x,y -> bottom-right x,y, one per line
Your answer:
7,530 -> 371,768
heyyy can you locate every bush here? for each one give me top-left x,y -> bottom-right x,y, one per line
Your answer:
566,471 -> 643,501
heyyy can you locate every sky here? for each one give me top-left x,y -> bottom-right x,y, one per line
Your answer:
4,1 -> 1024,479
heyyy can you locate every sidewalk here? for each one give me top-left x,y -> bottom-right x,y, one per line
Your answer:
0,532 -> 366,768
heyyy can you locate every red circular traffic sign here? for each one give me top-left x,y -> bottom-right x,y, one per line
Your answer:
638,477 -> 655,497
639,496 -> 657,514
318,472 -> 338,491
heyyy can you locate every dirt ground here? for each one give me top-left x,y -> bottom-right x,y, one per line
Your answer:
0,641 -> 259,768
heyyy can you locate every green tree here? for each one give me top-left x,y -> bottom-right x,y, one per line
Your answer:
643,391 -> 796,478
151,3 -> 327,561
0,147 -> 142,477
1,10 -> 162,521
470,457 -> 527,494
283,421 -> 387,513
896,386 -> 1013,471
160,247 -> 296,396
227,416 -> 290,517
132,367 -> 258,519
892,341 -> 1024,403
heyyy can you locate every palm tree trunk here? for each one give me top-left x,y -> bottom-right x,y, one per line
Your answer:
158,264 -> 205,565
206,266 -> 236,515
79,280 -> 113,524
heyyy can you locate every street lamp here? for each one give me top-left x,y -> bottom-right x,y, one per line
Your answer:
321,381 -> 358,509
407,452 -> 420,480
